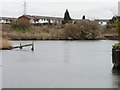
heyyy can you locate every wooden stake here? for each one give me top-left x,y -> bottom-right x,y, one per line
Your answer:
31,41 -> 34,51
20,43 -> 22,49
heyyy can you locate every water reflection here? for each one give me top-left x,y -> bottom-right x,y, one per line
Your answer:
63,42 -> 70,63
112,67 -> 120,89
2,40 -> 119,88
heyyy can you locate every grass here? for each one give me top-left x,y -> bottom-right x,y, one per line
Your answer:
2,24 -> 65,40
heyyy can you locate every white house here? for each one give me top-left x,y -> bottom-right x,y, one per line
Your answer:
0,17 -> 16,24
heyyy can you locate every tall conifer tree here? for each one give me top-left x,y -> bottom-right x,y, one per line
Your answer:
62,9 -> 72,24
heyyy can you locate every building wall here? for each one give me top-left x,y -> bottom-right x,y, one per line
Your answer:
18,15 -> 63,25
18,16 -> 30,26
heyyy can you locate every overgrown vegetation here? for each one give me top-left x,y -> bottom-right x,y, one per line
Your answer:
0,35 -> 12,49
11,19 -> 30,33
112,16 -> 120,49
112,43 -> 120,50
2,20 -> 103,40
64,20 -> 102,40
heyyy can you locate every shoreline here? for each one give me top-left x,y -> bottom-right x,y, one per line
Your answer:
4,35 -> 118,41
2,39 -> 118,50
7,35 -> 118,40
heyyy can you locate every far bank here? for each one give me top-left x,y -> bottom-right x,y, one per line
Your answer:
1,20 -> 118,40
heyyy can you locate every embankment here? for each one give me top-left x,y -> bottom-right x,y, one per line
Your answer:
1,21 -> 118,40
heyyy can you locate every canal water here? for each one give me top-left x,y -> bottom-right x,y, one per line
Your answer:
1,40 -> 120,88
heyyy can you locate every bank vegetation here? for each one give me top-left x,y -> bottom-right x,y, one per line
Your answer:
0,35 -> 12,49
2,20 -> 108,40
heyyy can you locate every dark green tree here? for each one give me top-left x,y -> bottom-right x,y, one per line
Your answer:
62,9 -> 72,24
82,15 -> 85,19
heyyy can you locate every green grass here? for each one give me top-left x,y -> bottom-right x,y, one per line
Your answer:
113,43 -> 120,49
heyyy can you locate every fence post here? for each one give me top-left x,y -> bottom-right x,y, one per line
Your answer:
31,41 -> 34,51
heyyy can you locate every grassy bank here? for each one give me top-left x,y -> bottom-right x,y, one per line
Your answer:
1,20 -> 118,40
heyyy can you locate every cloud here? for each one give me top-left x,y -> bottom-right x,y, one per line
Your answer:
1,1 -> 117,19
0,0 -> 119,3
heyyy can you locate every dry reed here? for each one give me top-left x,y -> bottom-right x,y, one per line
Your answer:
0,36 -> 12,49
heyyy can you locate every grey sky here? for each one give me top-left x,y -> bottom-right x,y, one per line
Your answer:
0,0 -> 119,19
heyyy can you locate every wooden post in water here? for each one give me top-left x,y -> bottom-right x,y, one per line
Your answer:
31,41 -> 34,51
20,43 -> 22,50
11,41 -> 34,51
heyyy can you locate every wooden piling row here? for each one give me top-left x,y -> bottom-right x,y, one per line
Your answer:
1,42 -> 34,51
11,42 -> 34,51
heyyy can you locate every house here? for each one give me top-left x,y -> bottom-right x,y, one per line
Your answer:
0,17 -> 16,24
18,15 -> 64,25
18,15 -> 31,26
94,19 -> 110,25
109,16 -> 120,22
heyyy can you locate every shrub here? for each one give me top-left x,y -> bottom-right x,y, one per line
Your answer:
11,19 -> 30,33
64,23 -> 80,39
64,20 -> 102,40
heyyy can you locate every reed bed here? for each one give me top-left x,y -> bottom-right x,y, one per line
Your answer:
2,20 -> 111,40
0,36 -> 12,49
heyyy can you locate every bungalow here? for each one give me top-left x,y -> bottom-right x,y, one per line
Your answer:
18,15 -> 31,26
94,19 -> 110,25
0,17 -> 16,24
18,15 -> 64,25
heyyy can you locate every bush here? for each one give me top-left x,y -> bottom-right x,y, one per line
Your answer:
112,43 -> 120,50
64,20 -> 102,40
64,23 -> 80,39
11,19 -> 30,33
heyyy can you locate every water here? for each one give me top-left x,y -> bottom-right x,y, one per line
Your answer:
1,40 -> 120,88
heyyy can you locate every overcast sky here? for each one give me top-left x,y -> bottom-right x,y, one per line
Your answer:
0,0 -> 119,19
